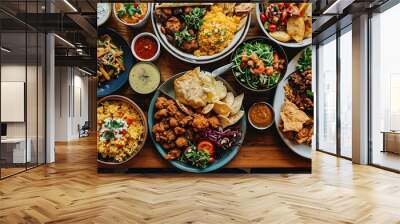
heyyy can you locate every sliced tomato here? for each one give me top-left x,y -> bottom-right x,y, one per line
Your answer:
268,24 -> 277,32
260,14 -> 267,23
197,141 -> 215,157
266,66 -> 274,75
125,116 -> 135,125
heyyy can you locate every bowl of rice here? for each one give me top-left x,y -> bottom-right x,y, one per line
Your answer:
97,95 -> 147,165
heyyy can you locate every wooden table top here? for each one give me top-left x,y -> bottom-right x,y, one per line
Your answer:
98,5 -> 311,170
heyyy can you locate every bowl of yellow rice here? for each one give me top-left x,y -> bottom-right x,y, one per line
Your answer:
151,3 -> 252,64
97,95 -> 147,165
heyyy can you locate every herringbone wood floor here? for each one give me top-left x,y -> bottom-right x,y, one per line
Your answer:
0,136 -> 399,224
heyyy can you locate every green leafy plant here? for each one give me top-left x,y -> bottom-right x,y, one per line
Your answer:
296,47 -> 312,73
179,144 -> 210,169
182,7 -> 206,31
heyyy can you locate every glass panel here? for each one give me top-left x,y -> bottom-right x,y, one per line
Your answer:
1,31 -> 27,177
371,3 -> 400,171
38,32 -> 46,165
27,31 -> 38,169
339,28 -> 352,158
317,36 -> 337,154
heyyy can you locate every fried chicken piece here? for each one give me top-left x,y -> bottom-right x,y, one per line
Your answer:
166,148 -> 181,160
192,114 -> 209,130
169,117 -> 179,127
167,103 -> 178,114
174,126 -> 185,135
175,137 -> 188,148
152,121 -> 168,133
165,130 -> 176,142
154,109 -> 168,120
165,16 -> 182,34
155,97 -> 169,109
179,116 -> 193,127
207,116 -> 221,129
175,111 -> 185,121
162,142 -> 176,150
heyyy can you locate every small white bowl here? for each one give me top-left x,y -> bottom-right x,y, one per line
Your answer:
248,102 -> 275,130
131,32 -> 160,62
97,3 -> 111,26
113,3 -> 151,29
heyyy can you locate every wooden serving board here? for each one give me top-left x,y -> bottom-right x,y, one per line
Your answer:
97,7 -> 311,171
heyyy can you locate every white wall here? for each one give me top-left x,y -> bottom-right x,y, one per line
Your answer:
54,66 -> 89,141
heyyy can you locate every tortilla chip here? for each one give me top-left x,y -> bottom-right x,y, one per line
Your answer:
230,93 -> 244,115
280,101 -> 310,132
270,31 -> 292,43
202,103 -> 214,114
213,101 -> 232,117
287,16 -> 305,43
218,110 -> 244,128
222,92 -> 234,107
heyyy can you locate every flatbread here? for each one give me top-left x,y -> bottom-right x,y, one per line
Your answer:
287,16 -> 305,43
230,93 -> 244,115
280,100 -> 310,132
213,101 -> 232,117
222,92 -> 234,107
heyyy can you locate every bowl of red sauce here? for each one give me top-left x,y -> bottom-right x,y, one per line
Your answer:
131,32 -> 160,62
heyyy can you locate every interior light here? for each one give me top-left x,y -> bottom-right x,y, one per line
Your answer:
63,0 -> 78,12
1,47 -> 11,53
54,34 -> 75,48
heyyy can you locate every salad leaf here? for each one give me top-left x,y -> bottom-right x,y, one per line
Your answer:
174,27 -> 193,46
180,145 -> 210,169
297,47 -> 312,73
182,7 -> 206,31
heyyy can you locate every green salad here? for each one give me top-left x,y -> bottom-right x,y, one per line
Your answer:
232,40 -> 286,90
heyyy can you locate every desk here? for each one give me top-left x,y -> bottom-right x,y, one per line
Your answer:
1,138 -> 31,163
382,131 -> 400,154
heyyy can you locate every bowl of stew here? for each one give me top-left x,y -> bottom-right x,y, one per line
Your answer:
113,3 -> 151,28
131,32 -> 160,62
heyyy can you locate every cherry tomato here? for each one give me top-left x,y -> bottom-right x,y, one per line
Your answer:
208,157 -> 215,164
266,66 -> 274,75
260,14 -> 267,23
197,141 -> 215,156
268,24 -> 277,32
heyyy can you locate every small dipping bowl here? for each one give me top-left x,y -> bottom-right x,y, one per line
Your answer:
131,32 -> 160,62
113,3 -> 151,29
248,102 -> 275,130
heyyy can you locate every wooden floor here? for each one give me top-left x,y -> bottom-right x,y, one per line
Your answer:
0,137 -> 399,224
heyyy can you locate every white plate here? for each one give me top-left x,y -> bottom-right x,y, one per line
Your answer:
151,5 -> 251,64
97,3 -> 111,27
273,48 -> 312,159
256,3 -> 312,48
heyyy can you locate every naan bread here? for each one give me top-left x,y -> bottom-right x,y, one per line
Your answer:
174,68 -> 207,109
280,100 -> 310,132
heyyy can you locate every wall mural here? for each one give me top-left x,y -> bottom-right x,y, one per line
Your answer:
96,2 -> 313,173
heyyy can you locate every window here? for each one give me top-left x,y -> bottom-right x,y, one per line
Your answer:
370,2 -> 400,171
339,28 -> 352,158
317,36 -> 337,154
